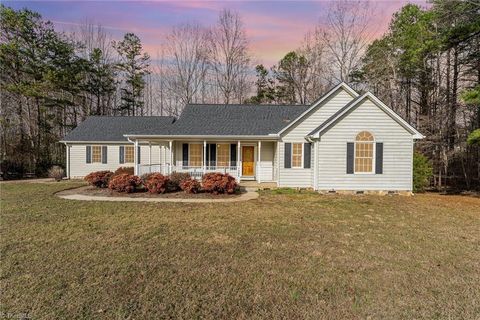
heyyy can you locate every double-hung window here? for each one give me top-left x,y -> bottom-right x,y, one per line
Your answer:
124,146 -> 134,163
92,146 -> 102,163
189,144 -> 203,167
216,144 -> 230,167
292,143 -> 303,168
355,131 -> 374,173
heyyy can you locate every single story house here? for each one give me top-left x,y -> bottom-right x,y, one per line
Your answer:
60,82 -> 424,192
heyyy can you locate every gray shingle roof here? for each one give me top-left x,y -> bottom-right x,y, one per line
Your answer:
61,116 -> 175,142
169,104 -> 310,136
61,104 -> 310,141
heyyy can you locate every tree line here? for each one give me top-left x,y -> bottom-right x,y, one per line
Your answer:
1,1 -> 479,190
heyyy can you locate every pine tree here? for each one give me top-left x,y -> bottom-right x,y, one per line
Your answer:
113,33 -> 150,116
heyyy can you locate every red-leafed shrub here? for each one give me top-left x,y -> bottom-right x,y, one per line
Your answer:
180,178 -> 201,194
169,172 -> 192,191
84,170 -> 113,188
114,166 -> 134,176
108,174 -> 142,193
144,173 -> 170,194
140,173 -> 155,185
202,173 -> 238,195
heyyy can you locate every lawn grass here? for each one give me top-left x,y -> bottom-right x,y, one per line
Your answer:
1,181 -> 479,319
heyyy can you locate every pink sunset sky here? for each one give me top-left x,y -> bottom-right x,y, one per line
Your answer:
6,0 -> 429,66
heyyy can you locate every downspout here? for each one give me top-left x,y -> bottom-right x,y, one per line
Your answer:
63,142 -> 70,179
305,136 -> 318,191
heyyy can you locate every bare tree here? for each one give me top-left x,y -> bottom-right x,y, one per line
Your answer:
164,23 -> 209,113
317,0 -> 373,83
208,9 -> 251,104
76,19 -> 114,61
72,20 -> 118,117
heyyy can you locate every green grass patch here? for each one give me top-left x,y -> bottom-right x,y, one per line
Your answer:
1,181 -> 479,319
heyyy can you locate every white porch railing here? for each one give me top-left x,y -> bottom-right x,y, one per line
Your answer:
138,164 -> 240,180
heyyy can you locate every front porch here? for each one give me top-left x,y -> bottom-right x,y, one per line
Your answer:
132,139 -> 278,184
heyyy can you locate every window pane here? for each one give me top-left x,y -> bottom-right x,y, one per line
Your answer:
92,146 -> 101,163
125,146 -> 134,163
189,144 -> 202,167
217,144 -> 229,167
292,143 -> 302,168
356,131 -> 374,142
354,141 -> 373,173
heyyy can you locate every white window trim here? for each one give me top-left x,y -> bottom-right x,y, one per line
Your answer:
124,145 -> 134,164
353,133 -> 375,175
188,143 -> 203,168
291,142 -> 303,169
90,145 -> 103,164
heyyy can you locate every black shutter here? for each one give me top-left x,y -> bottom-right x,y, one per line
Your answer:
206,144 -> 210,166
102,146 -> 108,164
304,143 -> 311,168
284,143 -> 291,168
375,142 -> 383,174
86,146 -> 92,163
119,146 -> 125,164
230,144 -> 237,167
137,146 -> 141,164
209,144 -> 216,167
346,142 -> 354,174
182,143 -> 189,167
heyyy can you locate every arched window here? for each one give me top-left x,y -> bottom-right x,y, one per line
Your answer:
355,131 -> 374,173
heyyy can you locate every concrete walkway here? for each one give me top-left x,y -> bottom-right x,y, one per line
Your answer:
57,188 -> 259,203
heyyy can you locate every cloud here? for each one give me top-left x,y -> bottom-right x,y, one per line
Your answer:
5,0 -> 429,67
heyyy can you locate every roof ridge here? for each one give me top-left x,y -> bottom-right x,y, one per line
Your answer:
87,115 -> 174,118
185,103 -> 309,107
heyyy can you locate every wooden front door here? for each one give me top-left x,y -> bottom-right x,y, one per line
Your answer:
242,146 -> 255,176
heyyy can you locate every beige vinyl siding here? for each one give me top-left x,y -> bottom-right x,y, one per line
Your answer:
279,88 -> 355,188
258,141 -> 274,181
278,142 -> 312,187
317,99 -> 413,191
282,89 -> 356,140
68,143 -> 169,178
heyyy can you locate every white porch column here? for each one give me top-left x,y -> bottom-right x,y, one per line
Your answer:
65,144 -> 70,179
159,144 -> 162,174
134,139 -> 139,176
237,141 -> 241,181
203,140 -> 207,174
258,141 -> 262,183
313,140 -> 318,191
169,140 -> 173,175
277,141 -> 281,185
148,142 -> 152,173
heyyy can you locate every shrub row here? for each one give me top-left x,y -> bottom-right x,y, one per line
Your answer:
202,172 -> 237,195
108,174 -> 142,193
84,170 -> 238,195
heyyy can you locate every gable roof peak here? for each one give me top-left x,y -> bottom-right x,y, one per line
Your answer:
308,91 -> 424,139
277,82 -> 359,135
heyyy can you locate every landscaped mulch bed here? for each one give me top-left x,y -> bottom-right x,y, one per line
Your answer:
62,185 -> 243,199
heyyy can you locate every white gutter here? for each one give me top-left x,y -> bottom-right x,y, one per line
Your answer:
59,140 -> 128,144
123,134 -> 280,140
